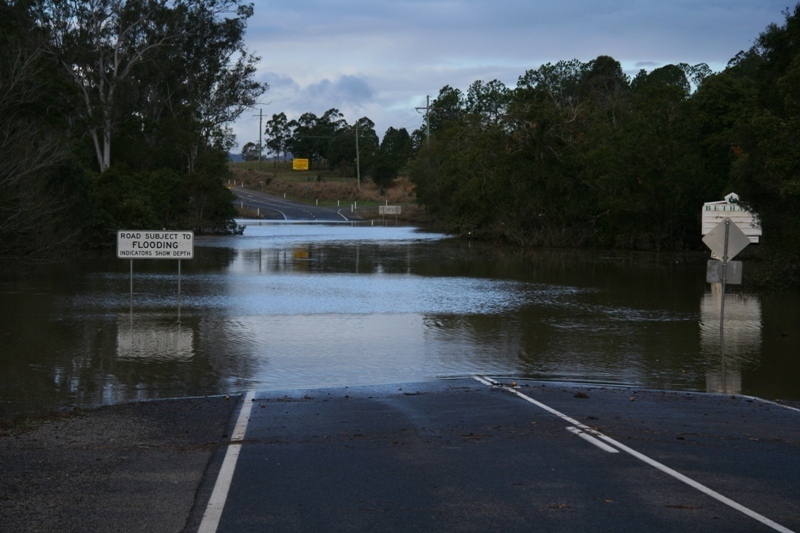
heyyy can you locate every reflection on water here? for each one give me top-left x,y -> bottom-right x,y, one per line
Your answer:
1,222 -> 798,418
701,292 -> 762,395
117,316 -> 194,360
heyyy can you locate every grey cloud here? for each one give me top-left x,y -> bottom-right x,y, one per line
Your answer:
306,75 -> 375,104
262,72 -> 299,91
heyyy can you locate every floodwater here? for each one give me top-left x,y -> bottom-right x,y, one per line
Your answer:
1,222 -> 798,418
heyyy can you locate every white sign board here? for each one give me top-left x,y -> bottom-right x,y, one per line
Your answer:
379,205 -> 402,215
702,192 -> 761,244
117,230 -> 194,259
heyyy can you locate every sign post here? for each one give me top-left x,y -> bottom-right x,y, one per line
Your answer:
379,205 -> 402,225
117,230 -> 194,320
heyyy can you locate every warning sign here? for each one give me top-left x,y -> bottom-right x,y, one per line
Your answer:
117,230 -> 194,259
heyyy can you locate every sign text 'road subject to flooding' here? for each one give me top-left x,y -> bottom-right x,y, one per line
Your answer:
117,230 -> 194,259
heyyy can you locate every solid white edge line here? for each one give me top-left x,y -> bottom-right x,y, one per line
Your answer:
567,426 -> 620,453
745,395 -> 800,414
198,390 -> 256,533
473,376 -> 796,533
593,432 -> 796,533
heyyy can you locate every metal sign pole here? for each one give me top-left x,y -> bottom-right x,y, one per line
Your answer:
129,259 -> 133,314
720,219 -> 730,389
177,259 -> 182,323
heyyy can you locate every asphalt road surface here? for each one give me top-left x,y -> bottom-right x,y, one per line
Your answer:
3,379 -> 799,532
193,378 -> 800,533
231,187 -> 358,221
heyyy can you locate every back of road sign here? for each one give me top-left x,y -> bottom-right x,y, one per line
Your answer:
702,219 -> 750,261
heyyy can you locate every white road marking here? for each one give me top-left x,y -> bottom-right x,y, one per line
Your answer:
745,395 -> 800,414
473,376 -> 796,533
198,390 -> 256,533
567,426 -> 619,453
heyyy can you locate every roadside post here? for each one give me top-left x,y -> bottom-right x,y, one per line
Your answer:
701,193 -> 760,391
117,230 -> 194,321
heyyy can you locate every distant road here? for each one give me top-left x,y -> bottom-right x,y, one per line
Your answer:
231,187 -> 359,221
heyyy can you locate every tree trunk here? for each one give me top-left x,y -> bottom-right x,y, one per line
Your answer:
90,129 -> 106,173
102,121 -> 112,172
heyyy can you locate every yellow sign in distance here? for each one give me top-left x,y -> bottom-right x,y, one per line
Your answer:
292,158 -> 309,170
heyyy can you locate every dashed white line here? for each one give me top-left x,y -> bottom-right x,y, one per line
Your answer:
473,376 -> 796,533
198,390 -> 256,533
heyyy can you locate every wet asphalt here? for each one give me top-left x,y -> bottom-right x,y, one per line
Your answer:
2,378 -> 800,532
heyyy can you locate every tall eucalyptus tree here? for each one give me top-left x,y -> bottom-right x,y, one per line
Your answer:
30,0 -> 266,173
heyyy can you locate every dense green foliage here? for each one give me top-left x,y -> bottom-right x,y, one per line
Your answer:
0,0 -> 264,262
262,109 -> 414,186
409,6 -> 800,281
1,3 -> 90,261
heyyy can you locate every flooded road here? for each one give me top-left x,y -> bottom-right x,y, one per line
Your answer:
1,222 -> 797,417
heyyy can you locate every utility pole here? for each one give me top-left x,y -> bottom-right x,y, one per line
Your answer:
253,108 -> 264,164
355,120 -> 361,191
251,101 -> 271,164
415,95 -> 431,145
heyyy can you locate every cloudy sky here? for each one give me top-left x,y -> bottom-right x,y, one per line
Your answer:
231,0 -> 791,148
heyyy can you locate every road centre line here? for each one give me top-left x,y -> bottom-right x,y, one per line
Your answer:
198,390 -> 256,533
473,376 -> 796,533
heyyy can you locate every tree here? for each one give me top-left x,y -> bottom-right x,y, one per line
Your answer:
516,59 -> 585,112
465,79 -> 511,126
152,1 -> 267,172
241,142 -> 261,161
325,117 -> 378,179
354,117 -> 379,180
287,112 -> 319,162
31,0 -> 266,173
327,128 -> 356,174
30,0 -> 175,172
286,108 -> 352,167
265,112 -> 290,162
374,127 -> 413,186
0,3 -> 89,263
726,5 -> 800,257
427,85 -> 465,134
